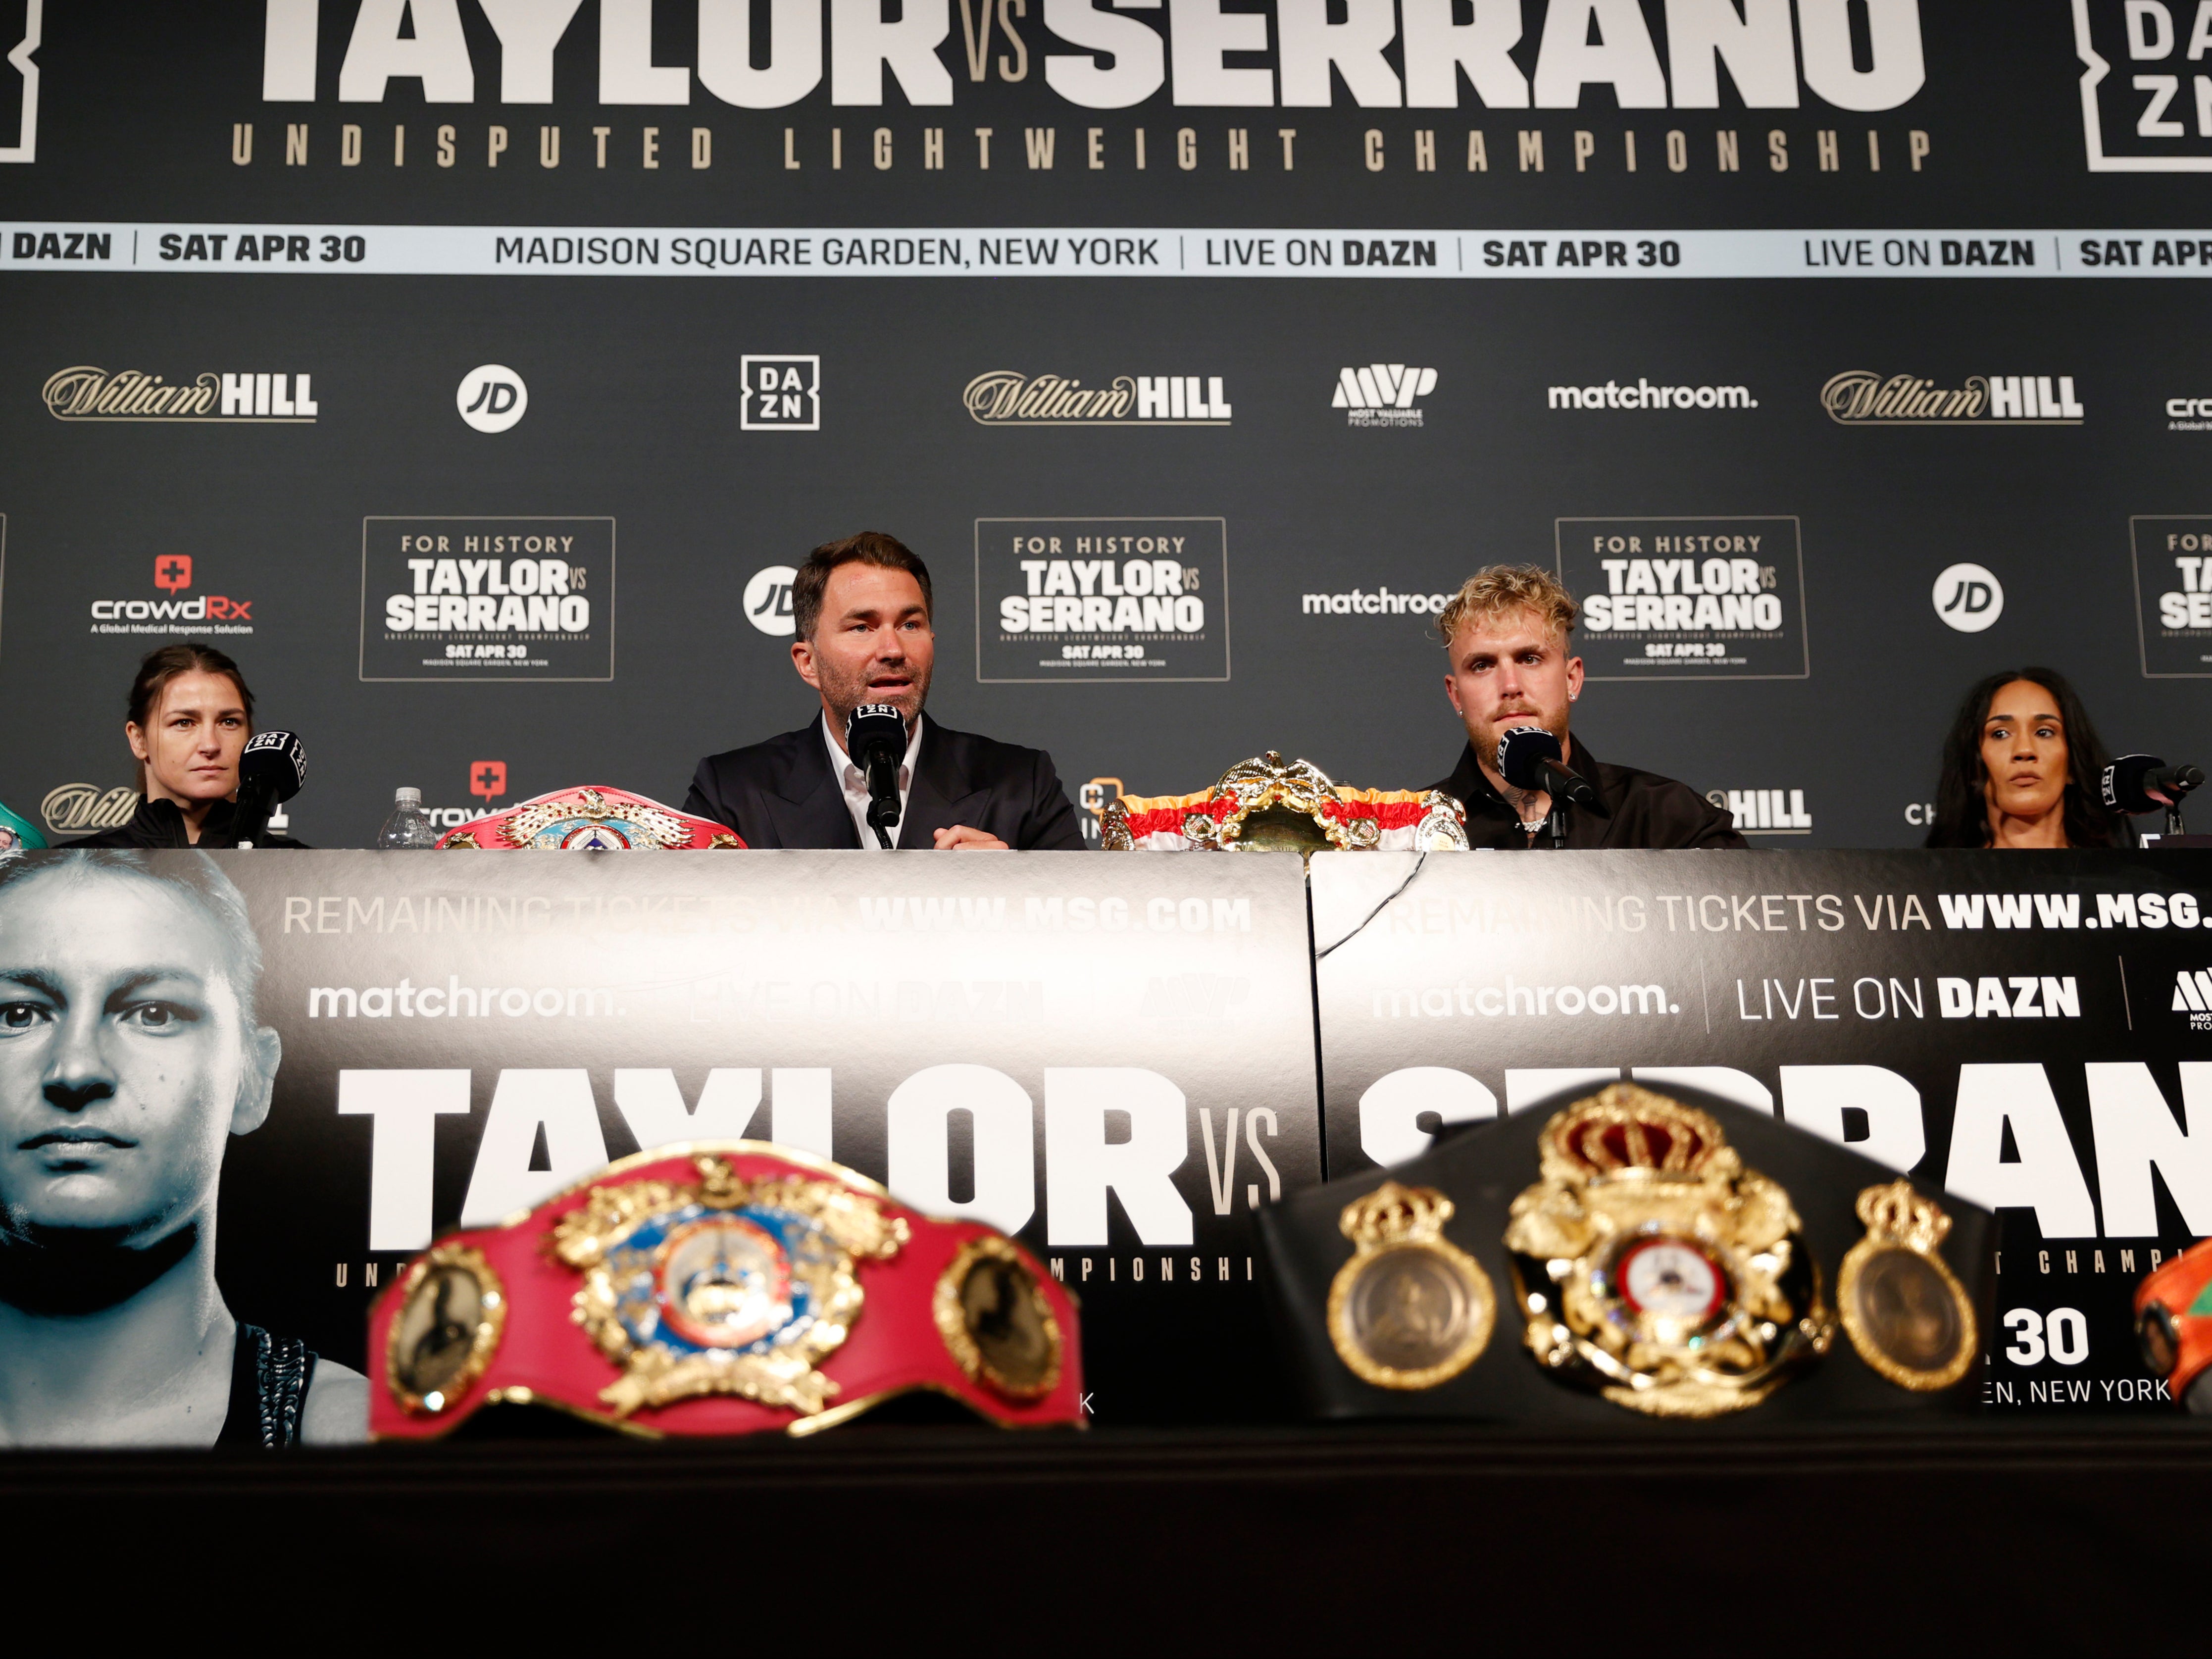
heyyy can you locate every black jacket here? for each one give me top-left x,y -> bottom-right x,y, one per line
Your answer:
66,796 -> 310,850
1433,734 -> 1746,850
683,718 -> 1087,851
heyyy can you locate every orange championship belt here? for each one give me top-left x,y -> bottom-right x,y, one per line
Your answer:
2136,1237 -> 2212,1411
369,1143 -> 1083,1438
436,785 -> 745,850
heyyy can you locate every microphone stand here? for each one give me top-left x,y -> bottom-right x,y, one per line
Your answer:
1547,804 -> 1569,849
866,802 -> 896,850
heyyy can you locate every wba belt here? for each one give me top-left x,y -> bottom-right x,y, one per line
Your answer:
370,1142 -> 1083,1438
1258,1084 -> 1994,1425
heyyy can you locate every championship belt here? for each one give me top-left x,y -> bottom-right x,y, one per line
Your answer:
0,800 -> 47,852
370,1143 -> 1083,1438
436,785 -> 745,850
1101,751 -> 1467,857
1504,1085 -> 1831,1417
1256,1082 -> 1994,1425
2135,1236 -> 2212,1411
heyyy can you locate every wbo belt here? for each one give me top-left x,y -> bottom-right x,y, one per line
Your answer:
370,1142 -> 1083,1438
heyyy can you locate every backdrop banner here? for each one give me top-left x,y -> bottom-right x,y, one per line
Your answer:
0,848 -> 1320,1438
1311,847 -> 2212,1415
5,2 -> 2212,854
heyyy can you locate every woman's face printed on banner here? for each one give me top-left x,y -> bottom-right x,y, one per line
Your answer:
0,860 -> 277,1245
1979,679 -> 2070,825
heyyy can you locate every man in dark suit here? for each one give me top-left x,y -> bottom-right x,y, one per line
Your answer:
684,532 -> 1086,851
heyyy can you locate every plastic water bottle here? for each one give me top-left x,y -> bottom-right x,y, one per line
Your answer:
376,787 -> 440,849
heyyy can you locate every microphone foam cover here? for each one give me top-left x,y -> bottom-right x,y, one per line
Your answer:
1496,725 -> 1562,792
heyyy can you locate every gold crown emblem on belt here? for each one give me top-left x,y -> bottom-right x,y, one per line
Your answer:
1506,1084 -> 1833,1418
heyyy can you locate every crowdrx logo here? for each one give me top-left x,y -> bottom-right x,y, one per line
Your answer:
1821,371 -> 2084,425
44,366 -> 318,422
1335,365 -> 1437,427
90,555 -> 254,636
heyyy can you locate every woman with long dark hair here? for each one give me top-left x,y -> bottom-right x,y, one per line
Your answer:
69,642 -> 305,849
1924,667 -> 2130,849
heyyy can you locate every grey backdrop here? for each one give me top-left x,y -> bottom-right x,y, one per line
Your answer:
2,1 -> 2209,847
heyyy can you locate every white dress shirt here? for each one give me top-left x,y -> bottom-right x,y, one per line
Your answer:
822,711 -> 922,849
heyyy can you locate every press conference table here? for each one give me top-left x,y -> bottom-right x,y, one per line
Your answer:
12,1418 -> 2202,1645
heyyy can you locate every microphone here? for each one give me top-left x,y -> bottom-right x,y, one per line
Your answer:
1496,725 -> 1602,810
232,730 -> 304,849
845,704 -> 908,849
2102,754 -> 2207,815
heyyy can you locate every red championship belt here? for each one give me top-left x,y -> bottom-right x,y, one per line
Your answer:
436,785 -> 745,850
369,1143 -> 1084,1438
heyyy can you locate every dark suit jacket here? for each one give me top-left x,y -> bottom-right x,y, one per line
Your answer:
683,717 -> 1088,851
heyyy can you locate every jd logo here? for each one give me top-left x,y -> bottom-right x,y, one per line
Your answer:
744,564 -> 798,636
470,760 -> 508,802
1933,562 -> 2005,633
456,364 -> 528,433
154,554 -> 192,592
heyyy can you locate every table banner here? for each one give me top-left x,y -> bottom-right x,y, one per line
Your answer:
0,848 -> 1320,1437
1311,847 -> 2212,1415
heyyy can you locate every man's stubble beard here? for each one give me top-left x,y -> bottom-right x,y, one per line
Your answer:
818,650 -> 932,729
1475,707 -> 1569,765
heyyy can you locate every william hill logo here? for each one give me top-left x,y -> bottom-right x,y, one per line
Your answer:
1820,371 -> 2083,425
964,371 -> 1230,426
44,366 -> 319,422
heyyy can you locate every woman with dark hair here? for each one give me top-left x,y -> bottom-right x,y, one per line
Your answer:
70,642 -> 306,849
1924,668 -> 2131,849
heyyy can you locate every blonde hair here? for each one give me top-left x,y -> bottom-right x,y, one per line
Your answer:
1433,564 -> 1578,648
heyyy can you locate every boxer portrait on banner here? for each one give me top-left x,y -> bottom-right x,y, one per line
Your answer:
1430,565 -> 1745,850
0,851 -> 365,1446
685,532 -> 1086,850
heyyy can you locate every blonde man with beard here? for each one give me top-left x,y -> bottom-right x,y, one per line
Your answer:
1430,565 -> 1745,850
